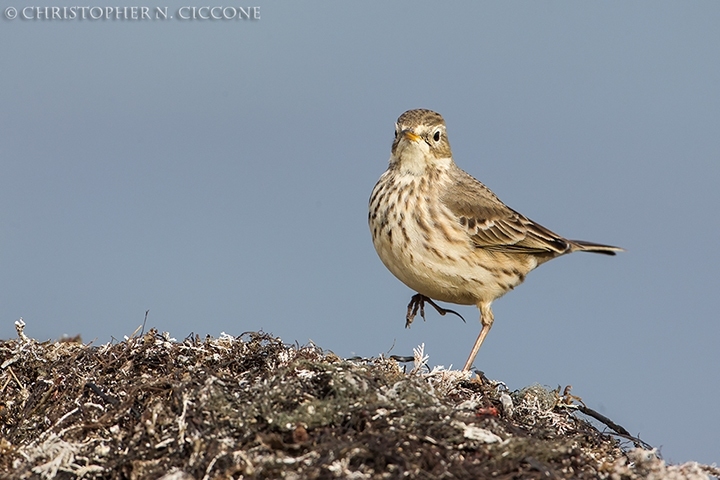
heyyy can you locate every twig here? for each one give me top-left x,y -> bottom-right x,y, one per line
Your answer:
576,404 -> 653,450
141,310 -> 150,336
85,383 -> 120,406
2,366 -> 26,392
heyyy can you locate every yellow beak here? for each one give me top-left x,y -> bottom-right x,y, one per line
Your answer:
402,130 -> 421,142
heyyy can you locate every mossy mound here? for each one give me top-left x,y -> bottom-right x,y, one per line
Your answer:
0,328 -> 714,479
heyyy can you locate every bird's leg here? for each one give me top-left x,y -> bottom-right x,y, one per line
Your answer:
462,303 -> 494,372
405,294 -> 466,328
423,296 -> 466,322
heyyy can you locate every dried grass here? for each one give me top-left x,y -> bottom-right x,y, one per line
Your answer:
0,324 -> 715,479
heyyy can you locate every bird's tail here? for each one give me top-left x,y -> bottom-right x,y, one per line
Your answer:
569,240 -> 624,256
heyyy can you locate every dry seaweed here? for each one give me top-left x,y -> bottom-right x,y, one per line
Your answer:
0,324 -> 715,479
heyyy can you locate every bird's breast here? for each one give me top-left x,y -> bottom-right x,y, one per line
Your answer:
369,171 -> 527,305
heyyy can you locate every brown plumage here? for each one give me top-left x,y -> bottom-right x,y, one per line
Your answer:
369,109 -> 622,371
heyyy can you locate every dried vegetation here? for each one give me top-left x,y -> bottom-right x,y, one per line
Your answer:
0,322 -> 716,479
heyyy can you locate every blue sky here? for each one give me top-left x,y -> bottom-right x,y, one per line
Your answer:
1,1 -> 718,465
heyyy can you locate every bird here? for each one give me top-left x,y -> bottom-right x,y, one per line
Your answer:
368,109 -> 623,372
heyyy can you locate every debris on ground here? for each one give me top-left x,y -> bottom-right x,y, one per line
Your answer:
0,323 -> 716,479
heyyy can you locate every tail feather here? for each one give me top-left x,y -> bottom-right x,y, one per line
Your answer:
570,240 -> 624,256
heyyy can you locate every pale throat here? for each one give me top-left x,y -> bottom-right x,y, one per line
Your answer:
393,144 -> 453,177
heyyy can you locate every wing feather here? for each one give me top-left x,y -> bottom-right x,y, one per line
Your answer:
441,167 -> 571,255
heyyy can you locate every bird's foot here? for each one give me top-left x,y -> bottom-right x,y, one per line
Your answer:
405,294 -> 466,328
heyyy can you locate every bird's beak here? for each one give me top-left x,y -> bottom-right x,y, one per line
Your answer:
401,130 -> 421,142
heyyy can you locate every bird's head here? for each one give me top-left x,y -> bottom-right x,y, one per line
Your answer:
390,109 -> 454,174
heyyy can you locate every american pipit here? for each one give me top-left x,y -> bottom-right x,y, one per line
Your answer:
369,109 -> 622,372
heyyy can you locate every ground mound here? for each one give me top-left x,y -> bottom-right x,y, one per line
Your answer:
0,322 -> 716,479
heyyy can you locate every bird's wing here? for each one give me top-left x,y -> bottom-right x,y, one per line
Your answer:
440,168 -> 571,255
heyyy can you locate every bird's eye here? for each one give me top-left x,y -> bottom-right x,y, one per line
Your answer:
433,130 -> 441,142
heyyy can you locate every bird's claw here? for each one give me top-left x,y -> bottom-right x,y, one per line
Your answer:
405,294 -> 465,328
